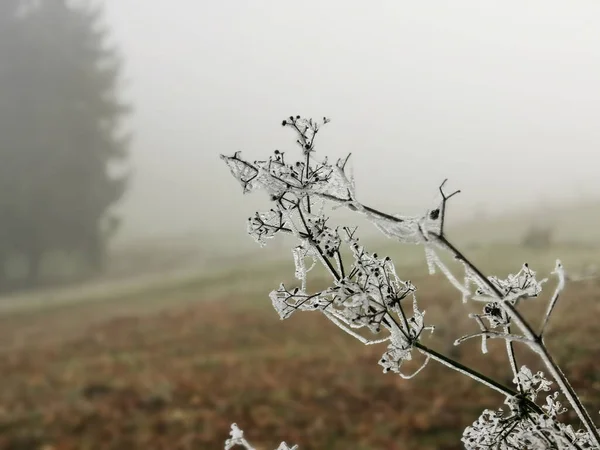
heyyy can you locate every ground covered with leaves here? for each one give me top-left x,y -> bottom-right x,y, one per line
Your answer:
0,273 -> 599,450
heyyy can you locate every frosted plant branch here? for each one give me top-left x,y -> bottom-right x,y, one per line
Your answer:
324,165 -> 599,445
433,235 -> 600,446
221,116 -> 600,449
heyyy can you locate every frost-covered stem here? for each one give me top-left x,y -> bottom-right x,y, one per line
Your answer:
305,151 -> 311,214
289,117 -> 316,214
303,193 -> 595,430
455,330 -> 533,346
292,200 -> 529,414
540,264 -> 565,337
318,192 -> 598,438
432,234 -> 522,388
334,250 -> 345,278
295,203 -> 340,280
395,296 -> 411,336
533,340 -> 600,446
504,325 -> 522,393
436,234 -> 600,446
413,342 -> 544,415
318,192 -> 403,223
381,312 -> 539,411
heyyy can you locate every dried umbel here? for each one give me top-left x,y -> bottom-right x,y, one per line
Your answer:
222,116 -> 600,449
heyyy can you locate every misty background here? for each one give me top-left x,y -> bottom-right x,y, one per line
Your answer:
105,0 -> 600,249
2,0 -> 600,292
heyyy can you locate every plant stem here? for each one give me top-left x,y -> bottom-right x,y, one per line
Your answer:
533,341 -> 600,446
436,235 -> 600,447
414,342 -> 544,415
292,197 -> 535,416
323,196 -> 600,445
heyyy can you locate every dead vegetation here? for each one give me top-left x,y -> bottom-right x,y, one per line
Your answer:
0,268 -> 599,449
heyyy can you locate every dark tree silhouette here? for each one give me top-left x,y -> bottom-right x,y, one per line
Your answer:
0,0 -> 130,288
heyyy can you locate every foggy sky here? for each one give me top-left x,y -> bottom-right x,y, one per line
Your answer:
103,0 -> 600,247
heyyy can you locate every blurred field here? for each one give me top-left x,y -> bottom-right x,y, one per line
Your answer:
2,210 -> 600,449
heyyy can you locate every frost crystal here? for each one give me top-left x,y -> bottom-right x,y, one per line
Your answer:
379,295 -> 432,378
455,263 -> 553,354
248,209 -> 289,246
224,423 -> 254,450
225,424 -> 298,450
514,366 -> 553,401
473,263 -> 547,303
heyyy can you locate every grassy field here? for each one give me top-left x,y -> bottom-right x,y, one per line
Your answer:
1,229 -> 600,449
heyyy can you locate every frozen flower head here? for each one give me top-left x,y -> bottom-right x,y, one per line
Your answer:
463,367 -> 596,450
223,118 -> 436,382
268,226 -> 433,380
514,366 -> 552,401
461,407 -> 551,450
472,263 -> 547,304
463,404 -> 595,450
378,294 -> 433,379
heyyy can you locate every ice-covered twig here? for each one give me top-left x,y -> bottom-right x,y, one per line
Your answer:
454,330 -> 533,347
539,260 -> 566,337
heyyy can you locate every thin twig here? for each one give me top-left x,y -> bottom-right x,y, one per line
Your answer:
539,261 -> 565,337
